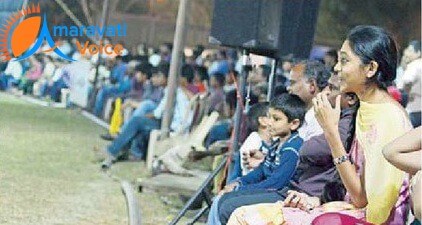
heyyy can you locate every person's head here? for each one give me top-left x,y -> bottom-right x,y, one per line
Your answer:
216,50 -> 227,60
179,64 -> 195,87
287,60 -> 331,107
324,49 -> 338,71
403,40 -> 421,64
194,66 -> 208,83
134,62 -> 152,82
224,89 -> 258,117
321,73 -> 358,109
273,84 -> 288,98
226,69 -> 238,85
248,64 -> 271,84
246,102 -> 270,133
151,63 -> 169,87
268,93 -> 307,138
335,25 -> 398,94
210,73 -> 225,89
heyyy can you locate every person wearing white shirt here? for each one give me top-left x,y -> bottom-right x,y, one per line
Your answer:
401,40 -> 421,127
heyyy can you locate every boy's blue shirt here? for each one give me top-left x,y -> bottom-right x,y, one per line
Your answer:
237,131 -> 303,191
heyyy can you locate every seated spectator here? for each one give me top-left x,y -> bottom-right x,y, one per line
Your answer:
0,60 -> 22,91
119,63 -> 168,130
183,64 -> 200,96
35,55 -> 56,97
93,55 -> 130,117
247,64 -> 271,99
193,66 -> 208,93
287,60 -> 331,142
207,73 -> 226,115
208,50 -> 230,77
20,56 -> 42,95
323,49 -> 338,72
227,25 -> 412,225
123,62 -> 153,102
216,74 -> 358,224
101,65 -> 194,167
224,69 -> 238,93
207,94 -> 306,225
401,40 -> 421,127
239,102 -> 271,176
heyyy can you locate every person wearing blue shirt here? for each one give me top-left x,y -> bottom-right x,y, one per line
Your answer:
93,56 -> 130,117
207,94 -> 307,225
101,64 -> 196,168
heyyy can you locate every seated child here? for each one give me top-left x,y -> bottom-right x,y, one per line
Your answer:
207,93 -> 307,225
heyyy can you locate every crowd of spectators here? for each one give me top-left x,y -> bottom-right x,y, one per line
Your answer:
0,26 -> 420,225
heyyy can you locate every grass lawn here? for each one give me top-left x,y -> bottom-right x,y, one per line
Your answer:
0,92 -> 192,225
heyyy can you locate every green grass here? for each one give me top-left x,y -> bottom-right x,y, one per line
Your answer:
0,93 -> 188,225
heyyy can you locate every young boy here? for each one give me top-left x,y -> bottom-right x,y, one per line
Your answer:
207,93 -> 307,225
238,102 -> 271,176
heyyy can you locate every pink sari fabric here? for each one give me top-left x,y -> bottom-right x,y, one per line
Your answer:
312,212 -> 372,225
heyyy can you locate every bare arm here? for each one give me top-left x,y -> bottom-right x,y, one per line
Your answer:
314,94 -> 367,208
383,126 -> 422,175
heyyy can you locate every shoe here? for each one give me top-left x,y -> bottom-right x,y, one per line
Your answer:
179,194 -> 204,210
100,133 -> 116,141
101,152 -> 116,170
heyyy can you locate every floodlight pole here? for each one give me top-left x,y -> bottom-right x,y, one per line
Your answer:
160,0 -> 190,138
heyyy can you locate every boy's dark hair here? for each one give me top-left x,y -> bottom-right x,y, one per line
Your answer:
213,73 -> 226,87
157,63 -> 170,78
135,62 -> 152,79
181,64 -> 195,83
246,102 -> 269,132
269,93 -> 306,125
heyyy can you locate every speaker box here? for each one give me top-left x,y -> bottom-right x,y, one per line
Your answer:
209,0 -> 321,59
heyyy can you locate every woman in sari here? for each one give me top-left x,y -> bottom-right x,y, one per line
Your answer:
227,25 -> 412,225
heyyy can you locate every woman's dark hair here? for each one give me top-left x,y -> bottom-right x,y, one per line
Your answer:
347,25 -> 398,90
246,102 -> 269,133
269,93 -> 307,125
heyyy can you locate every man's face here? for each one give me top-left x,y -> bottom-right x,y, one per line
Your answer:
152,73 -> 166,87
287,65 -> 314,106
